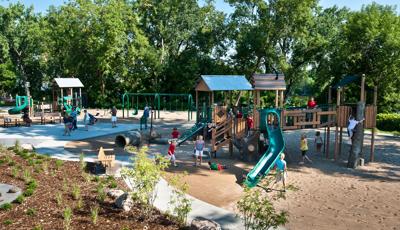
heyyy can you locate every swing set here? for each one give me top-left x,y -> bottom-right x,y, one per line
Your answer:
121,93 -> 194,121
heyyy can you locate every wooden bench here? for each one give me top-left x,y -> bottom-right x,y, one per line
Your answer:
33,112 -> 62,124
97,147 -> 115,169
2,116 -> 22,127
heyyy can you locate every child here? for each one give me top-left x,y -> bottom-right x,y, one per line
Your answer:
272,153 -> 287,191
193,135 -> 205,166
208,161 -> 227,171
246,114 -> 254,136
171,127 -> 180,139
314,131 -> 323,153
348,115 -> 365,141
83,110 -> 89,131
168,140 -> 178,167
300,134 -> 312,164
111,106 -> 117,128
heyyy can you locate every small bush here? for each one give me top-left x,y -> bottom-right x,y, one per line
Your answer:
376,113 -> 400,132
96,183 -> 106,202
23,188 -> 35,197
168,173 -> 192,226
11,166 -> 19,178
3,219 -> 12,225
56,192 -> 63,206
63,207 -> 73,230
55,159 -> 64,169
79,153 -> 86,171
26,208 -> 36,216
108,181 -> 118,189
14,195 -> 25,204
0,203 -> 12,211
23,169 -> 32,183
90,205 -> 99,225
27,180 -> 38,190
71,184 -> 81,200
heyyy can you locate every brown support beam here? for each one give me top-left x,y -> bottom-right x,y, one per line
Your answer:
275,90 -> 279,108
280,90 -> 284,108
370,85 -> 377,162
360,74 -> 365,102
326,126 -> 330,159
334,88 -> 341,158
196,90 -> 199,122
339,127 -> 343,156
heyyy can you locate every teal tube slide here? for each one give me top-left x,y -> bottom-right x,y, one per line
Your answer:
177,123 -> 206,146
244,109 -> 285,188
8,96 -> 29,114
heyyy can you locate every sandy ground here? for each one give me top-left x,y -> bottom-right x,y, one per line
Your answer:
65,112 -> 400,230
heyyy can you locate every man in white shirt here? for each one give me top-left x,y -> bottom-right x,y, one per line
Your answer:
348,115 -> 365,140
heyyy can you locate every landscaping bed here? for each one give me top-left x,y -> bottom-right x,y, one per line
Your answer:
0,146 -> 180,230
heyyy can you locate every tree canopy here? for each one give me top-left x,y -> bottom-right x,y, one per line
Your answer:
0,0 -> 399,112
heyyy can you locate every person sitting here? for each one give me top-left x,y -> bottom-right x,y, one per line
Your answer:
208,161 -> 227,171
22,110 -> 32,127
307,97 -> 317,109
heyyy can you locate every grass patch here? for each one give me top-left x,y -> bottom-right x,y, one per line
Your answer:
0,203 -> 12,211
3,219 -> 12,225
26,208 -> 36,216
14,195 -> 25,204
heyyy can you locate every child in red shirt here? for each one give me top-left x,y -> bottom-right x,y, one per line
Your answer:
168,140 -> 178,167
171,127 -> 180,139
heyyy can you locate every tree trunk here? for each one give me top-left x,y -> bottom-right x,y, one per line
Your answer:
347,101 -> 365,168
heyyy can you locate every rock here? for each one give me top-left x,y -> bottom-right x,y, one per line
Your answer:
8,187 -> 18,193
107,189 -> 124,199
190,217 -> 221,230
21,144 -> 34,151
115,193 -> 134,212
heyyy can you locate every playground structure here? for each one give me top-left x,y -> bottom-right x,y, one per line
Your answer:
121,92 -> 194,121
171,74 -> 377,187
52,78 -> 84,114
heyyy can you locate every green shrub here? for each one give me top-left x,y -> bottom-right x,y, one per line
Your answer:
121,147 -> 169,219
3,219 -> 12,225
14,195 -> 25,204
11,166 -> 19,178
26,180 -> 38,190
26,208 -> 36,216
168,173 -> 192,226
23,169 -> 32,183
376,113 -> 400,132
55,159 -> 64,169
237,188 -> 288,230
71,184 -> 81,200
90,205 -> 99,225
0,203 -> 12,211
23,188 -> 35,197
63,207 -> 73,230
96,183 -> 106,202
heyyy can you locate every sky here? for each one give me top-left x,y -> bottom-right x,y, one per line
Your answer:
0,0 -> 398,14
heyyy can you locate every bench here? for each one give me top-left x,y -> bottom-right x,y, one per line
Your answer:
2,116 -> 22,127
33,112 -> 62,124
97,147 -> 115,168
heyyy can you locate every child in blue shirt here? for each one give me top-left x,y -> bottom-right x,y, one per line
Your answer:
274,153 -> 287,192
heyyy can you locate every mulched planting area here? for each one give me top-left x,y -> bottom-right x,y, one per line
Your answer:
0,146 -> 180,230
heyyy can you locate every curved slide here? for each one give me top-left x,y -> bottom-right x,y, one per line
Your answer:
8,96 -> 29,114
245,109 -> 285,188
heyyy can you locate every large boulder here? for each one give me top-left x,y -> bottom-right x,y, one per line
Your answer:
190,217 -> 221,230
115,192 -> 134,212
21,144 -> 34,151
107,189 -> 124,199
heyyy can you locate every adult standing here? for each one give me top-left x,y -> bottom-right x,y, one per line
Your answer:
193,135 -> 205,166
143,105 -> 150,129
111,106 -> 117,128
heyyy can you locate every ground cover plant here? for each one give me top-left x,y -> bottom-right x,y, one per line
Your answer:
0,146 -> 180,229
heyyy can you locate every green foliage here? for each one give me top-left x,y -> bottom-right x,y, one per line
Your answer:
23,169 -> 32,183
79,153 -> 86,171
90,205 -> 99,225
121,146 -> 169,219
167,173 -> 192,226
96,183 -> 106,203
63,207 -> 73,230
55,159 -> 64,169
14,195 -> 25,204
26,208 -> 36,216
237,188 -> 288,230
27,179 -> 38,190
376,113 -> 400,132
0,203 -> 12,211
56,192 -> 63,207
11,166 -> 19,178
23,188 -> 34,197
3,219 -> 12,225
71,184 -> 81,200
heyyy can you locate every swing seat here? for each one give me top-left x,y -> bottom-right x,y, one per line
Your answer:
132,108 -> 138,115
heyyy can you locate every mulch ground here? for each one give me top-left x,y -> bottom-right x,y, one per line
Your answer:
0,147 -> 180,230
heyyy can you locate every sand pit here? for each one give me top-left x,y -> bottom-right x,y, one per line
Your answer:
65,121 -> 400,229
